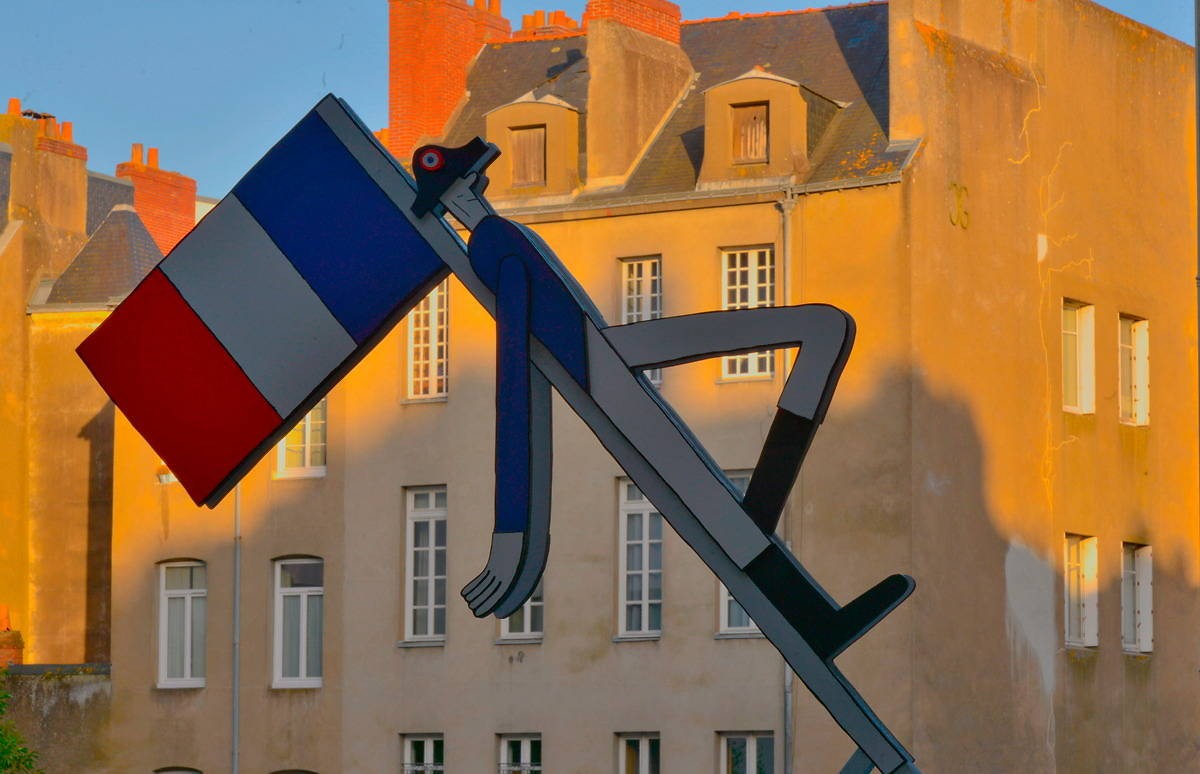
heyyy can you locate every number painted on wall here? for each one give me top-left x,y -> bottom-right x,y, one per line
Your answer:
948,183 -> 970,229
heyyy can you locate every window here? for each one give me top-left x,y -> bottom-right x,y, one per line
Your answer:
732,102 -> 769,163
719,473 -> 758,634
501,579 -> 544,639
499,735 -> 542,773
406,487 -> 448,641
1118,316 -> 1149,425
273,558 -> 324,688
511,125 -> 546,186
403,735 -> 445,773
618,734 -> 660,774
158,561 -> 206,688
619,480 -> 663,637
721,248 -> 775,378
276,397 -> 327,477
621,256 -> 663,385
1121,543 -> 1153,653
407,280 -> 449,399
1061,301 -> 1095,413
1063,534 -> 1098,647
720,733 -> 774,774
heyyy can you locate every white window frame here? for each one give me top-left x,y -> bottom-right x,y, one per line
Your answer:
275,397 -> 327,478
1061,301 -> 1095,413
721,247 -> 775,378
405,487 -> 448,642
719,732 -> 775,774
403,734 -> 445,773
718,472 -> 760,634
500,579 -> 544,640
499,734 -> 542,773
157,561 -> 206,689
618,480 -> 663,638
272,557 -> 324,688
1118,316 -> 1149,425
1121,543 -> 1153,653
1063,534 -> 1098,647
617,733 -> 660,774
620,256 -> 663,386
407,280 -> 450,400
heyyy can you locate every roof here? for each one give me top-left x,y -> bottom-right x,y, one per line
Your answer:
442,2 -> 910,205
86,172 -> 134,236
45,205 -> 161,305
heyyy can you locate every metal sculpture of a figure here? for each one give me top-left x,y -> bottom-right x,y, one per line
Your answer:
79,96 -> 922,774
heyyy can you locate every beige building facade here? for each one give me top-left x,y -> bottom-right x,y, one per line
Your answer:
100,0 -> 1195,772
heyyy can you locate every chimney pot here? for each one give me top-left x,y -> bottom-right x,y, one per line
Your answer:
62,121 -> 73,143
6,98 -> 19,116
131,143 -> 144,165
488,0 -> 500,14
148,147 -> 160,168
534,9 -> 546,26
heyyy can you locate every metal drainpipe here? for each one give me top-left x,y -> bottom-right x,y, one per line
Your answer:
231,483 -> 242,774
777,192 -> 797,774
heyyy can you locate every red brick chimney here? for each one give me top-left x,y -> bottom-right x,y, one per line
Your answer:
115,144 -> 197,254
387,0 -> 511,162
583,0 -> 681,44
513,9 -> 580,39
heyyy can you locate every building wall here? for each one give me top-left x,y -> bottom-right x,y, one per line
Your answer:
891,0 -> 1198,769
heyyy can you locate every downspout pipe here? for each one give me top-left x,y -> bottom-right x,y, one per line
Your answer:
231,484 -> 242,774
777,192 -> 797,774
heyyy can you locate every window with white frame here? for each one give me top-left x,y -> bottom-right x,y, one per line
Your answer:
722,247 -> 775,378
1118,315 -> 1149,425
276,397 -> 327,478
619,480 -> 663,637
408,280 -> 449,399
406,487 -> 448,641
720,733 -> 774,774
403,735 -> 445,773
1063,534 -> 1098,647
618,734 -> 660,774
273,557 -> 324,688
719,472 -> 758,634
158,561 -> 206,688
1121,542 -> 1153,653
621,256 -> 663,385
1061,301 -> 1095,413
501,579 -> 544,639
499,734 -> 542,773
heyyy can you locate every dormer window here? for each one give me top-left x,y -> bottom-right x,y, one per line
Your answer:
732,102 -> 768,164
511,124 -> 547,186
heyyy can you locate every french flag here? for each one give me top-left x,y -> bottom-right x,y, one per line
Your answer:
78,96 -> 457,507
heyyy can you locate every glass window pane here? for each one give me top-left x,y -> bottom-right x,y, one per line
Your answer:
649,602 -> 661,631
628,513 -> 642,541
627,604 -> 641,632
435,520 -> 447,546
756,737 -> 774,774
167,596 -> 185,678
414,579 -> 429,607
190,596 -> 206,678
508,605 -> 526,633
306,594 -> 323,678
190,565 -> 206,589
282,594 -> 301,677
627,544 -> 642,572
625,739 -> 640,774
433,607 -> 445,635
282,561 -> 323,588
649,738 -> 661,774
727,738 -> 747,774
434,490 -> 447,509
531,604 -> 543,634
413,608 -> 427,636
434,738 -> 444,763
649,513 -> 662,540
435,548 -> 446,576
415,550 -> 430,578
415,521 -> 430,548
648,543 -> 662,571
165,566 -> 191,590
530,738 -> 541,763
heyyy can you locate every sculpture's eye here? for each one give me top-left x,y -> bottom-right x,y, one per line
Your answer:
418,148 -> 445,171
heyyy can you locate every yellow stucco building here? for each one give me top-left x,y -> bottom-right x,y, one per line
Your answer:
4,0 -> 1196,771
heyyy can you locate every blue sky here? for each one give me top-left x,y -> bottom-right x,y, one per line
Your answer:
3,0 -> 1193,197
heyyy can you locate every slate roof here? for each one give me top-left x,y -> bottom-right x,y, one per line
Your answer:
86,172 -> 134,236
442,1 -> 911,205
45,205 -> 161,305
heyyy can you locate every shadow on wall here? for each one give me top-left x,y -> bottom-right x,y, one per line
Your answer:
78,401 -> 114,664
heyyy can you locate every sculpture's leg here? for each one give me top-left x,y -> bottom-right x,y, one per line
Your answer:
462,255 -> 552,617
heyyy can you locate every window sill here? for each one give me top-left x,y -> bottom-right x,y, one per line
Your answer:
1061,408 -> 1094,416
613,633 -> 661,643
397,639 -> 445,649
1118,421 -> 1150,428
496,636 -> 543,646
156,680 -> 205,690
273,468 -> 327,480
1122,648 -> 1153,658
715,630 -> 765,640
271,679 -> 322,690
717,374 -> 776,384
401,395 -> 448,405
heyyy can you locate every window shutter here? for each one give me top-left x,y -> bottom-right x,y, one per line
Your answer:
1081,537 -> 1099,646
1135,545 -> 1153,652
732,103 -> 768,163
512,125 -> 546,186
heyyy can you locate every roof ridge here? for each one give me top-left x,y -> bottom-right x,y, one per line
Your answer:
487,30 -> 586,46
682,1 -> 886,27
